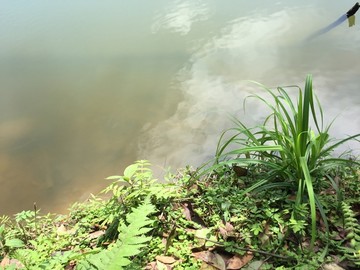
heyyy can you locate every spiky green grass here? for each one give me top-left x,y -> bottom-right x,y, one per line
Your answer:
210,74 -> 359,250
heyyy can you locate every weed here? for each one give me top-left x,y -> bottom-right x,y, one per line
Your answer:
77,198 -> 156,270
210,74 -> 360,250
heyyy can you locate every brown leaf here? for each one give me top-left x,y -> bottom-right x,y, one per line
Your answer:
64,260 -> 76,270
225,222 -> 234,233
209,252 -> 226,270
156,260 -> 173,270
193,251 -> 226,270
219,222 -> 235,239
200,261 -> 219,270
226,253 -> 253,269
181,202 -> 207,227
182,203 -> 192,221
219,226 -> 228,238
155,256 -> 177,264
233,166 -> 248,177
193,251 -> 210,261
145,262 -> 157,270
0,256 -> 24,268
87,230 -> 105,240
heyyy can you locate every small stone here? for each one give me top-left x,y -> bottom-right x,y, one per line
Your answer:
322,263 -> 345,270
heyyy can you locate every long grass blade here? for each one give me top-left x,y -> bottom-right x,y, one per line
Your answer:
300,156 -> 316,250
225,145 -> 283,156
321,133 -> 360,156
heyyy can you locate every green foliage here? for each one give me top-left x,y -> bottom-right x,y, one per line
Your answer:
77,199 -> 155,270
0,223 -> 25,257
0,211 -> 84,269
102,160 -> 176,217
210,74 -> 360,250
97,160 -> 178,245
103,160 -> 176,204
0,158 -> 358,269
339,202 -> 360,266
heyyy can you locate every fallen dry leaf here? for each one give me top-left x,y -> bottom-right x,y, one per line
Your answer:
0,256 -> 24,268
225,222 -> 234,233
155,255 -> 177,264
233,166 -> 248,177
182,203 -> 192,221
193,251 -> 226,270
219,226 -> 227,238
87,230 -> 105,240
210,252 -> 226,270
219,222 -> 235,239
145,261 -> 157,270
156,260 -> 173,270
193,251 -> 210,262
227,253 -> 253,269
180,202 -> 206,226
200,261 -> 219,270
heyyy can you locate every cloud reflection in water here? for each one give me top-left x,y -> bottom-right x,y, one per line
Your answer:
140,7 -> 360,173
152,0 -> 212,36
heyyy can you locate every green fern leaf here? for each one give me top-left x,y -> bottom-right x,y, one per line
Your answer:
77,198 -> 155,269
118,233 -> 152,246
340,202 -> 360,265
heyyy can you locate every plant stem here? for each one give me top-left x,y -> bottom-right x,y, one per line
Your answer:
199,237 -> 292,260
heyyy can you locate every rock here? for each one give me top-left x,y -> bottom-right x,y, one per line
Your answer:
322,263 -> 345,270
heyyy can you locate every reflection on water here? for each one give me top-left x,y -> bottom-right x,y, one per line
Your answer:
1,1 -> 359,214
152,0 -> 212,36
139,1 -> 360,171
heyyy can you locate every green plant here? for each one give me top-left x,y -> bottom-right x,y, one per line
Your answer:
103,160 -> 176,204
0,161 -> 175,269
0,223 -> 25,258
339,202 -> 360,266
99,160 -> 178,243
210,75 -> 360,250
0,208 -> 96,269
0,157 -> 358,268
76,198 -> 156,270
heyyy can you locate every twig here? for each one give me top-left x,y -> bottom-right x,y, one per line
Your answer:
198,237 -> 291,260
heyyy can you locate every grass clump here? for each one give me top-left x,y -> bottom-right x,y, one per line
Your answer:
0,75 -> 359,269
212,74 -> 359,251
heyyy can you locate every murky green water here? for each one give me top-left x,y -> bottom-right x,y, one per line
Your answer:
1,1 -> 359,214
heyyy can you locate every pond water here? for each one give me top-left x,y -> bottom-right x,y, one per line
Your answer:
1,0 -> 359,215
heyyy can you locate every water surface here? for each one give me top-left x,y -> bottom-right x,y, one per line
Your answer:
1,0 -> 359,214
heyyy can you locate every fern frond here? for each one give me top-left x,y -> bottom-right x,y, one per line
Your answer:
340,202 -> 360,266
77,198 -> 156,270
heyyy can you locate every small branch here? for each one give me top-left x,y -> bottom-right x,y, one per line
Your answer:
199,237 -> 291,260
231,245 -> 290,259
